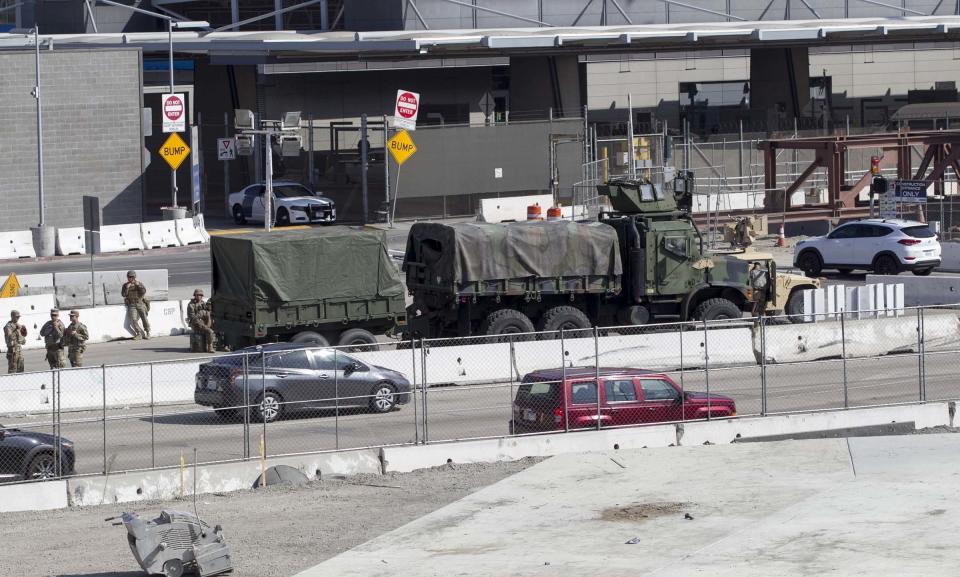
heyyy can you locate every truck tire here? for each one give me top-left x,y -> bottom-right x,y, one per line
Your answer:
539,306 -> 591,334
692,298 -> 742,322
291,331 -> 329,346
480,309 -> 535,341
784,289 -> 808,324
338,328 -> 379,351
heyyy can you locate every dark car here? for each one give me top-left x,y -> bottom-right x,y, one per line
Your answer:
511,367 -> 736,433
0,424 -> 76,481
195,343 -> 411,423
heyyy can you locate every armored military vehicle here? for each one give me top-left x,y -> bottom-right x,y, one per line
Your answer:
402,178 -> 814,339
210,228 -> 406,350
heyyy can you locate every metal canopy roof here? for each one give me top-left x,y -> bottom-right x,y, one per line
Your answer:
1,16 -> 959,62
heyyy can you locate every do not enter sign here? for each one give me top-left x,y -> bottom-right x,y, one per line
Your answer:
393,89 -> 420,131
162,93 -> 186,133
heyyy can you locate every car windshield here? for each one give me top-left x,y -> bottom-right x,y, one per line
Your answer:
272,185 -> 313,199
902,225 -> 935,238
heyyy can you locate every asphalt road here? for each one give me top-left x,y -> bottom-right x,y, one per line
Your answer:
3,349 -> 951,477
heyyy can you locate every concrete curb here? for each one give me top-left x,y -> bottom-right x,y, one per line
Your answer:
0,479 -> 68,513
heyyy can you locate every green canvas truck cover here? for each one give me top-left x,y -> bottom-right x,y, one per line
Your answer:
212,228 -> 404,305
403,221 -> 622,285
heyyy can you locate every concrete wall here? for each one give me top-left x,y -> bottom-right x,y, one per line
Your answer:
0,48 -> 144,233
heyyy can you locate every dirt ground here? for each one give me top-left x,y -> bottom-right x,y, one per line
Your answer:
0,459 -> 542,577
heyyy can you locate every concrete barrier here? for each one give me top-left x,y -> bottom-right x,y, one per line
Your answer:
757,311 -> 960,363
867,274 -> 960,308
0,230 -> 37,260
0,479 -> 68,512
140,220 -> 181,249
174,215 -> 208,246
479,194 -> 554,223
0,293 -> 56,323
13,273 -> 56,296
67,449 -> 380,507
802,283 -> 904,321
99,223 -> 145,253
55,227 -> 86,256
938,242 -> 960,273
53,271 -> 100,308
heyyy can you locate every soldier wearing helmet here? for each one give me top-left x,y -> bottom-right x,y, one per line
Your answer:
122,270 -> 150,340
4,310 -> 27,373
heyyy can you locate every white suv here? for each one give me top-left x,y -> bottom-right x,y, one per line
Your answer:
794,219 -> 940,277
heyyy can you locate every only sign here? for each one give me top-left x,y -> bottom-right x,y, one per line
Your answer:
393,90 -> 420,131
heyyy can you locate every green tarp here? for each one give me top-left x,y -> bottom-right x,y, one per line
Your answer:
211,228 -> 404,305
403,221 -> 622,284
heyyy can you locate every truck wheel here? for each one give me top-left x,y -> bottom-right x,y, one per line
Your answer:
291,331 -> 329,347
338,328 -> 379,351
480,309 -> 535,341
785,290 -> 808,324
692,298 -> 742,322
539,306 -> 591,334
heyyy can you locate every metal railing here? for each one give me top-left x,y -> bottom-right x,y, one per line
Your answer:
2,303 -> 958,484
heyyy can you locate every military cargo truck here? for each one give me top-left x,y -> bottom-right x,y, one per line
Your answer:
402,178 -> 815,339
210,228 -> 406,350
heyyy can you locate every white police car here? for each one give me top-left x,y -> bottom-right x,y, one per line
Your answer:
229,181 -> 336,226
794,219 -> 940,276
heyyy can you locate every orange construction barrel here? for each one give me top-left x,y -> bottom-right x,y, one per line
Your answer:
546,206 -> 562,221
527,204 -> 543,220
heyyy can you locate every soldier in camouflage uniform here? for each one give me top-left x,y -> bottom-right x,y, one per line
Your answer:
187,289 -> 214,352
63,309 -> 89,367
39,309 -> 66,369
122,270 -> 150,340
4,310 -> 27,374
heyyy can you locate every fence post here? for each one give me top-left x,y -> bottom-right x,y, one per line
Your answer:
760,316 -> 767,416
242,352 -> 250,460
55,370 -> 61,477
679,321 -> 686,421
594,327 -> 601,431
840,309 -> 848,408
509,335 -> 516,435
561,328 -> 569,433
334,347 -> 340,451
410,337 -> 419,444
260,347 -> 267,459
150,363 -> 155,469
101,364 -> 107,475
918,307 -> 926,402
420,338 -> 429,443
703,320 -> 711,420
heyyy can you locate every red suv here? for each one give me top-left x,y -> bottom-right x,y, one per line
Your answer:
511,367 -> 736,432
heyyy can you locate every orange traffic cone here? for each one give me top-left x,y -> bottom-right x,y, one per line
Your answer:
775,224 -> 787,248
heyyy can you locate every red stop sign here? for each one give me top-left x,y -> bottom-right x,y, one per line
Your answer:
396,91 -> 418,119
164,95 -> 184,121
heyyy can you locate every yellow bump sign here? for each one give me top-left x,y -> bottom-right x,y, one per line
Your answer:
0,273 -> 20,298
160,132 -> 191,171
387,129 -> 417,166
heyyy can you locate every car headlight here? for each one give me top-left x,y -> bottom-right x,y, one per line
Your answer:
290,205 -> 309,213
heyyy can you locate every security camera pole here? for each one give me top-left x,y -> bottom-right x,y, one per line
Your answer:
234,111 -> 301,232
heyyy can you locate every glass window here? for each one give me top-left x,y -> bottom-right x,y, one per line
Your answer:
828,225 -> 858,239
604,379 -> 638,402
265,350 -> 309,369
902,225 -> 935,238
312,350 -> 359,371
246,185 -> 264,198
570,381 -> 599,404
663,237 -> 687,258
871,226 -> 894,237
517,381 -> 560,404
639,379 -> 680,401
272,184 -> 314,198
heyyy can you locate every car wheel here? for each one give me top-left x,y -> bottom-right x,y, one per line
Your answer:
369,383 -> 397,413
873,254 -> 900,276
912,268 -> 934,276
797,251 -> 822,277
784,289 -> 809,324
254,391 -> 284,423
163,559 -> 184,577
290,331 -> 329,346
26,452 -> 57,480
233,205 -> 247,225
479,309 -> 535,342
692,298 -> 742,322
214,407 -> 240,420
538,306 -> 592,335
338,328 -> 379,351
276,208 -> 290,226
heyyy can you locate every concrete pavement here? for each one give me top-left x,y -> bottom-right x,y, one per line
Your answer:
297,434 -> 960,577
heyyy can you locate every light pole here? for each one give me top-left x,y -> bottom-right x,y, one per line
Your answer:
29,27 -> 56,257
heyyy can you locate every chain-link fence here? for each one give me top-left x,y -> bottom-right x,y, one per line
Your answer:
3,305 -> 959,483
